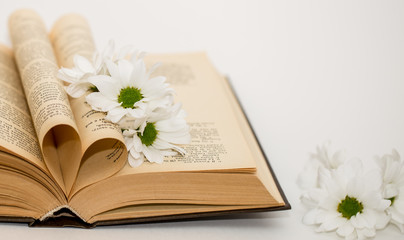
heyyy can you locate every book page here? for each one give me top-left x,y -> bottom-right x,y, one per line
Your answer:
117,52 -> 257,175
8,9 -> 82,194
0,44 -> 45,170
0,151 -> 67,219
49,14 -> 127,195
220,75 -> 284,204
49,14 -> 255,190
70,52 -> 285,222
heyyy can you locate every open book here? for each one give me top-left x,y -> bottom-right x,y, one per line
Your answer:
0,9 -> 289,227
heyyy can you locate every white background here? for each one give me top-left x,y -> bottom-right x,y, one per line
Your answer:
1,0 -> 404,239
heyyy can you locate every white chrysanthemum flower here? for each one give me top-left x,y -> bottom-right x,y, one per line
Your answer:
57,40 -> 114,98
376,149 -> 404,232
85,54 -> 173,123
298,142 -> 347,190
123,104 -> 190,167
58,40 -> 134,98
302,160 -> 391,239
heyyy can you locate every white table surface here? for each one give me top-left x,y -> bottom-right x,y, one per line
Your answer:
0,1 -> 404,239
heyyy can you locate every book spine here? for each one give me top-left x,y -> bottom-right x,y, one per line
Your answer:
31,205 -> 92,228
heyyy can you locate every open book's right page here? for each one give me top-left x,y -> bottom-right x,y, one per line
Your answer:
115,52 -> 284,204
118,52 -> 257,175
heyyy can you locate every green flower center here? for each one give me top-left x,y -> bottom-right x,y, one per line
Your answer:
118,87 -> 143,109
138,122 -> 158,146
337,196 -> 364,219
89,85 -> 99,92
388,197 -> 396,206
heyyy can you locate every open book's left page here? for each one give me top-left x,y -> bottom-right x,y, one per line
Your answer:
8,9 -> 127,198
0,44 -> 44,168
8,9 -> 83,194
0,44 -> 65,220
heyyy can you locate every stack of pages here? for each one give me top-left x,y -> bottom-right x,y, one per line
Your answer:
0,9 -> 289,227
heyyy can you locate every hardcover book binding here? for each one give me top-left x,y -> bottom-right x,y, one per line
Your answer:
0,10 -> 290,227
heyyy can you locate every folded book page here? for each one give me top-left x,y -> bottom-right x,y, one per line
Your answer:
50,14 -> 127,196
9,9 -> 82,194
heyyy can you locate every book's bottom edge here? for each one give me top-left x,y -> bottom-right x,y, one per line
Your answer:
94,203 -> 291,227
0,203 -> 291,228
0,216 -> 34,225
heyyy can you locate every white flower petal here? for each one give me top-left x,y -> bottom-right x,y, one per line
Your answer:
86,92 -> 121,112
88,75 -> 120,100
116,44 -> 134,60
124,135 -> 135,149
345,232 -> 357,240
74,55 -> 95,73
346,178 -> 363,198
297,162 -> 321,190
350,213 -> 369,229
128,151 -> 144,167
65,82 -> 91,98
119,117 -> 145,130
357,227 -> 376,239
130,135 -> 142,152
106,60 -> 120,81
331,150 -> 346,169
105,108 -> 128,123
143,146 -> 164,164
302,208 -> 322,225
148,62 -> 161,75
157,131 -> 191,144
391,219 -> 404,233
374,211 -> 390,229
58,68 -> 83,83
127,107 -> 147,119
394,197 -> 404,214
131,59 -> 147,86
155,118 -> 188,132
152,138 -> 173,149
102,40 -> 115,60
118,59 -> 134,87
300,193 -> 318,209
336,221 -> 353,237
317,215 -> 345,232
141,76 -> 166,96
390,206 -> 404,224
363,170 -> 382,192
170,145 -> 186,155
385,184 -> 399,199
